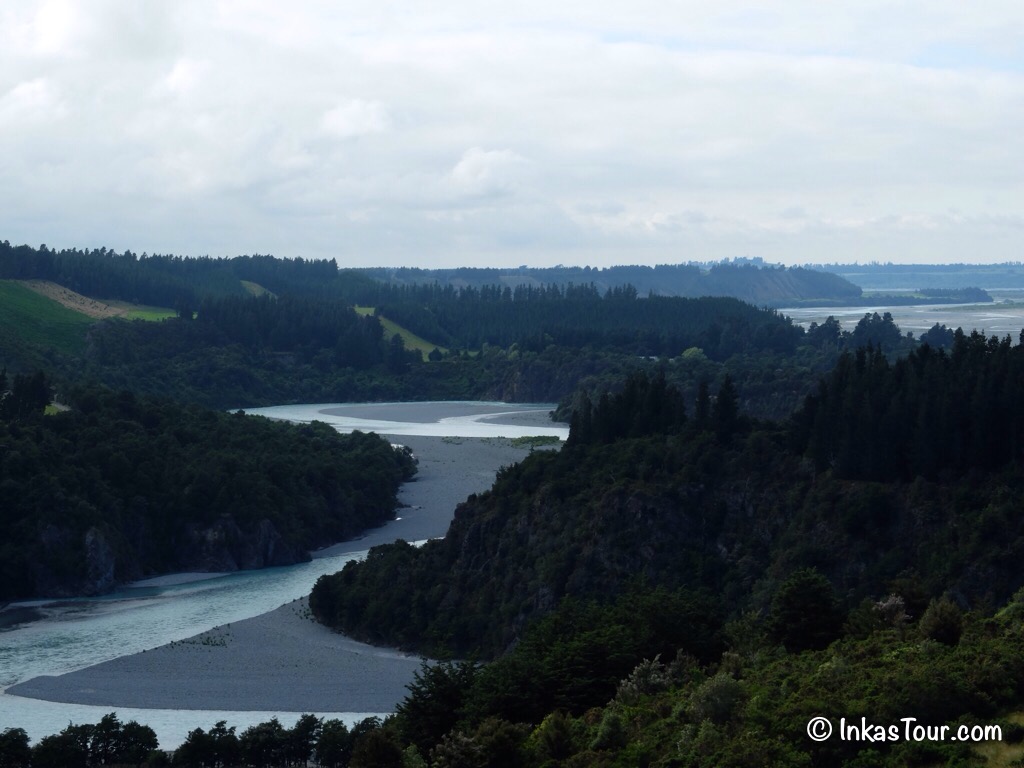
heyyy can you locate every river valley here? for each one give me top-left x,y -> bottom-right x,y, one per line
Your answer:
0,402 -> 567,748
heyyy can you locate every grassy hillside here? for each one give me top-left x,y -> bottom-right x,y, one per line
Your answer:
0,280 -> 177,372
0,280 -> 92,359
104,300 -> 177,321
355,305 -> 448,357
240,279 -> 275,298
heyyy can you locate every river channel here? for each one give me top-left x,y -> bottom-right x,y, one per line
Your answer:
0,401 -> 566,748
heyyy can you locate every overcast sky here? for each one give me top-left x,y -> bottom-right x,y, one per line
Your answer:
1,2 -> 1022,268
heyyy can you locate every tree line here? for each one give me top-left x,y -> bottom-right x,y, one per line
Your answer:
0,711 -> 392,768
0,383 -> 415,601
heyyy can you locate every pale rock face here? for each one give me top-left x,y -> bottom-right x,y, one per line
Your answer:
185,515 -> 308,572
84,526 -> 117,594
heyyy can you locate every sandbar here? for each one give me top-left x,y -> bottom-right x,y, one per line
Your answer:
9,431 -> 555,711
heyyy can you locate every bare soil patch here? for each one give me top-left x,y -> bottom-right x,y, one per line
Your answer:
21,280 -> 128,320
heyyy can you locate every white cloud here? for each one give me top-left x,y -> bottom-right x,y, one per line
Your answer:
320,100 -> 391,140
0,78 -> 66,122
162,58 -> 207,95
0,1 -> 1022,266
449,147 -> 528,197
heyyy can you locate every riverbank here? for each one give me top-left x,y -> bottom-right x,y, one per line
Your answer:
7,433 -> 549,712
9,597 -> 418,711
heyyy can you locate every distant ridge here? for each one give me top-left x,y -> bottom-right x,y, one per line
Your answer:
363,261 -> 862,306
810,262 -> 1024,291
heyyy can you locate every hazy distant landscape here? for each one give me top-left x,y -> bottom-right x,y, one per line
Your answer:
3,1 -> 1024,766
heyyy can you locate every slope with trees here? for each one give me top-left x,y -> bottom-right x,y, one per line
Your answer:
0,383 -> 415,601
306,331 -> 1024,764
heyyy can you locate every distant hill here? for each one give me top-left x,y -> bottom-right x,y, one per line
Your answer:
364,261 -> 862,305
811,262 -> 1024,291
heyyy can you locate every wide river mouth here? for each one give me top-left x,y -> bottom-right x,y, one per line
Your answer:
0,401 -> 567,748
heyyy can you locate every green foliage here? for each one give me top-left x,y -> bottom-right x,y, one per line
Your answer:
27,714 -> 157,768
354,306 -> 449,357
918,597 -> 965,646
0,370 -> 51,419
350,728 -> 404,768
364,262 -> 862,305
0,279 -> 91,363
768,568 -> 845,652
793,331 -> 1024,480
0,386 -> 415,600
395,661 -> 478,755
302,353 -> 1024,764
0,728 -> 31,768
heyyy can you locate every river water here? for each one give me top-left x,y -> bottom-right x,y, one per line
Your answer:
0,401 -> 566,748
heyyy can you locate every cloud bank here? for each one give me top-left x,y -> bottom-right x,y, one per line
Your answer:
1,1 -> 1022,266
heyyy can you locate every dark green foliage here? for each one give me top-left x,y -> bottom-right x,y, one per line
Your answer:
1,240 -> 865,418
463,589 -> 724,724
0,370 -> 51,419
365,261 -> 862,305
349,728 -> 404,768
712,374 -> 738,443
312,344 -> 1024,670
920,322 -> 956,349
28,715 -> 157,768
0,728 -> 31,768
567,370 -> 686,446
849,311 -> 907,353
768,568 -> 845,652
918,597 -> 965,646
396,662 -> 479,755
916,287 -> 992,302
313,720 -> 352,768
173,720 -> 240,767
30,728 -> 90,768
238,718 -> 288,767
304,350 -> 1024,765
793,330 -> 1024,480
78,285 -> 815,410
373,284 -> 804,358
0,386 -> 415,600
0,241 -> 375,309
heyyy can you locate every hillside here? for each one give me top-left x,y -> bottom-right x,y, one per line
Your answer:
815,262 -> 1024,291
307,338 -> 1024,765
354,306 -> 449,357
0,280 -> 92,368
0,387 -> 416,600
364,261 -> 862,305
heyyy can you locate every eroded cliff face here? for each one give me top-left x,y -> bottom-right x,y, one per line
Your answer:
180,515 -> 308,572
26,515 -> 312,598
84,526 -> 117,594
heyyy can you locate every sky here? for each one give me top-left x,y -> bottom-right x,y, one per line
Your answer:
1,2 -> 1022,268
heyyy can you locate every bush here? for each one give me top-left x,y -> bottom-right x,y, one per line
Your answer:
918,597 -> 964,646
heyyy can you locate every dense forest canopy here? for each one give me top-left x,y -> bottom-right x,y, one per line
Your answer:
306,330 -> 1024,764
363,261 -> 863,304
0,384 -> 415,601
4,241 -> 857,414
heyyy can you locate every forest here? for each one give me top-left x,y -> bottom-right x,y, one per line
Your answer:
1,243 -> 972,421
362,261 -> 864,305
4,243 -> 1023,766
304,332 -> 1024,766
0,380 -> 415,601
